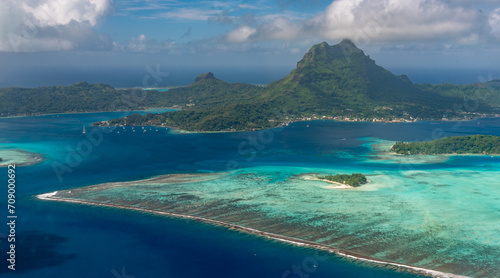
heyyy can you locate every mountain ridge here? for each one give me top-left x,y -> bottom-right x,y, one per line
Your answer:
258,40 -> 463,119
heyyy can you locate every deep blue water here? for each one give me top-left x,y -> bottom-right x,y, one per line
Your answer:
0,112 -> 499,277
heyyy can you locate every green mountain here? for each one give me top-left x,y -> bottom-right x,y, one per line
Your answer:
259,39 -> 462,118
418,80 -> 500,109
107,72 -> 274,131
142,72 -> 261,109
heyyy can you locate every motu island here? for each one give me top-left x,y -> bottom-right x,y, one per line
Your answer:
391,135 -> 500,155
317,173 -> 368,187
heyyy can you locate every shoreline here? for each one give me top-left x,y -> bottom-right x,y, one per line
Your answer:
390,151 -> 500,157
304,176 -> 354,188
36,192 -> 468,278
305,176 -> 371,188
383,142 -> 500,158
100,116 -> 500,134
3,111 -> 496,134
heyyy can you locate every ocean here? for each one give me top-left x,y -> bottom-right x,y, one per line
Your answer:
0,112 -> 499,277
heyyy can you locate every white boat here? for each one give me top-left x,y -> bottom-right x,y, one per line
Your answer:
83,125 -> 86,134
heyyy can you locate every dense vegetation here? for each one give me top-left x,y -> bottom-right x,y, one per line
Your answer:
2,40 -> 500,131
141,73 -> 262,110
318,173 -> 367,187
0,82 -> 143,117
418,81 -> 500,110
258,40 -> 464,119
391,135 -> 500,155
107,102 -> 280,131
0,75 -> 261,117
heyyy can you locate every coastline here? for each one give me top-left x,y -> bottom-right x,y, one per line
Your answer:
100,115 -> 500,134
36,192 -> 468,278
304,176 -> 355,188
3,109 -> 491,134
305,176 -> 371,188
390,151 -> 500,157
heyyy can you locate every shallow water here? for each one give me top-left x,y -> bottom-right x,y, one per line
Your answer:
53,155 -> 500,277
1,113 -> 499,277
0,148 -> 42,167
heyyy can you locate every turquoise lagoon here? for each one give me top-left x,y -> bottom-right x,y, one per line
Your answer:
50,153 -> 500,277
1,113 -> 499,277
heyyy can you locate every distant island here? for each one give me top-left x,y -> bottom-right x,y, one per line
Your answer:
391,135 -> 500,155
317,173 -> 368,187
1,40 -> 500,131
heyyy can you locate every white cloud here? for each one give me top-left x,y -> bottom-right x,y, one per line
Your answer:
117,0 -> 180,13
490,8 -> 500,37
226,26 -> 257,43
0,0 -> 111,52
224,0 -> 495,45
152,1 -> 267,23
238,3 -> 260,10
161,8 -> 220,21
128,34 -> 147,52
117,34 -> 176,53
22,0 -> 110,27
254,17 -> 300,41
313,0 -> 487,42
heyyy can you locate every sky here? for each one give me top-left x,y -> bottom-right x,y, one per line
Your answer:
1,0 -> 500,87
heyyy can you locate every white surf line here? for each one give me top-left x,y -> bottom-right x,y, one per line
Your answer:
36,192 -> 470,278
36,191 -> 58,199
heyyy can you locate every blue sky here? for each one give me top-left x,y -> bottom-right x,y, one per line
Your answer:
1,0 -> 500,87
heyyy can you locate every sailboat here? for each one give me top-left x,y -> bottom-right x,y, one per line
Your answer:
82,125 -> 86,134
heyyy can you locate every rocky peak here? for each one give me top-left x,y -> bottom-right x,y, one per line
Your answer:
195,72 -> 216,82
